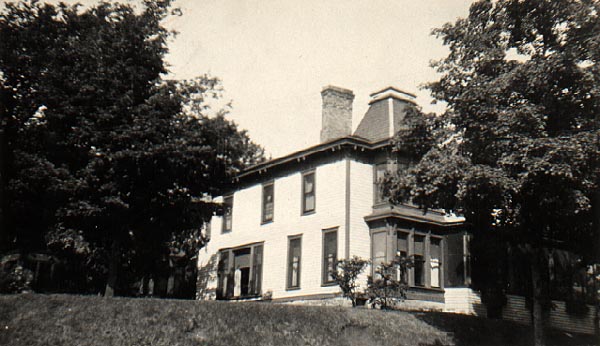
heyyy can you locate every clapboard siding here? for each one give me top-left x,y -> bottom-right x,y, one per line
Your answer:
197,159 -> 347,300
502,295 -> 597,335
546,299 -> 597,335
444,290 -> 598,335
444,288 -> 486,316
500,295 -> 531,325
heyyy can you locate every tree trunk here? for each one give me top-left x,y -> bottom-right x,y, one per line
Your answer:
595,265 -> 599,339
594,192 -> 600,339
104,239 -> 120,297
531,252 -> 545,346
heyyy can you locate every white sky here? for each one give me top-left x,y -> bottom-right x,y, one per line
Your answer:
162,0 -> 476,157
6,0 -> 476,158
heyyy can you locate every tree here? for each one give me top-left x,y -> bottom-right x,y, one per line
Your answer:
0,1 -> 264,296
386,1 -> 600,345
331,256 -> 369,307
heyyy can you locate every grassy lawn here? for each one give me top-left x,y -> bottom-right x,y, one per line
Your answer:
0,294 -> 596,346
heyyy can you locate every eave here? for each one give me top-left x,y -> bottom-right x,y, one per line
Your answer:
235,136 -> 391,181
364,204 -> 465,228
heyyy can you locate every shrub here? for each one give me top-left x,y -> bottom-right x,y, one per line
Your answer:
367,255 -> 412,310
0,254 -> 34,294
331,256 -> 369,307
262,290 -> 273,301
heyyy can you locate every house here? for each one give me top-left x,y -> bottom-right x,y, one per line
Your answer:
196,85 -> 474,311
196,85 -> 599,335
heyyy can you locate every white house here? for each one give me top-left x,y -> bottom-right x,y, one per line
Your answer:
196,85 -> 599,335
196,85 -> 475,310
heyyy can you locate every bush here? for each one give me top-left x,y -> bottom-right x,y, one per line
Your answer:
367,255 -> 412,310
331,256 -> 369,307
0,254 -> 34,293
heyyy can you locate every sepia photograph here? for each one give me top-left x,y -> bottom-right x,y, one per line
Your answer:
0,0 -> 599,345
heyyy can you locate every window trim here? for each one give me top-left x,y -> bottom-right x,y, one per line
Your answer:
261,181 -> 275,224
221,194 -> 234,234
321,228 -> 338,286
301,170 -> 316,215
286,234 -> 302,290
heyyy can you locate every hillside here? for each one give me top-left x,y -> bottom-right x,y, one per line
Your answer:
0,294 -> 596,346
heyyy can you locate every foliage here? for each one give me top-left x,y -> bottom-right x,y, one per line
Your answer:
0,255 -> 33,293
385,1 -> 600,343
391,105 -> 444,160
330,256 -> 369,307
0,0 -> 264,296
261,290 -> 273,301
367,255 -> 412,310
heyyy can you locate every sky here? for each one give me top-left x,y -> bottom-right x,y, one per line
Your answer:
161,0 -> 476,158
7,0 -> 477,158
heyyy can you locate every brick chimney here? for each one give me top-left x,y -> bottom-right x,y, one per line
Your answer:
320,85 -> 354,143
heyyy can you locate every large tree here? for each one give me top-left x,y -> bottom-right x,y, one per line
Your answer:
386,1 -> 600,345
0,0 -> 264,296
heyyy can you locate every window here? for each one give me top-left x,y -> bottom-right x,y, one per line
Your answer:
322,229 -> 337,285
262,182 -> 274,223
216,251 -> 231,299
396,232 -> 409,283
397,232 -> 408,258
373,230 -> 444,289
302,171 -> 315,214
287,236 -> 302,289
252,245 -> 263,295
372,231 -> 387,277
374,163 -> 388,204
430,238 -> 442,288
463,233 -> 471,285
222,195 -> 233,233
216,243 -> 263,299
413,235 -> 425,287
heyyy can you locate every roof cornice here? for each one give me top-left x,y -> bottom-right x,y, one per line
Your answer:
364,205 -> 465,228
236,136 -> 391,180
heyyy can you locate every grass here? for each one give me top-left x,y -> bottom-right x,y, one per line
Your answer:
0,294 -> 597,346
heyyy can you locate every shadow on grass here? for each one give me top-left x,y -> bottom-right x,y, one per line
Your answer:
412,311 -> 598,346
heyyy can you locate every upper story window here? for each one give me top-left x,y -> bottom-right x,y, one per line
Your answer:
374,159 -> 412,205
222,195 -> 233,233
262,182 -> 274,223
302,171 -> 316,214
373,163 -> 389,204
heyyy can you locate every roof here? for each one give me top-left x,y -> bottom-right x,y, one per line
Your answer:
369,86 -> 417,99
364,204 -> 465,227
236,136 -> 390,180
237,85 -> 418,180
